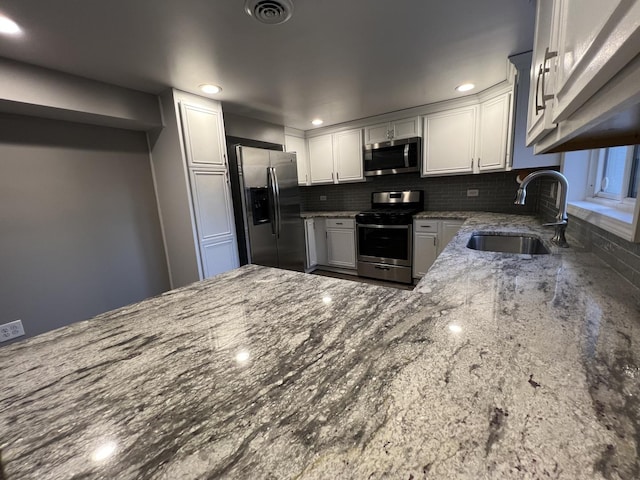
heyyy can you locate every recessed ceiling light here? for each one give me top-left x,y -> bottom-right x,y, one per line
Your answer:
199,84 -> 222,95
0,15 -> 21,35
311,119 -> 323,126
455,83 -> 475,92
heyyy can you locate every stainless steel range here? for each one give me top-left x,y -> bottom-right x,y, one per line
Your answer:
355,190 -> 424,284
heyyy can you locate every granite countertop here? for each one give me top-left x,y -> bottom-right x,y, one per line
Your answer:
2,213 -> 640,479
300,211 -> 360,218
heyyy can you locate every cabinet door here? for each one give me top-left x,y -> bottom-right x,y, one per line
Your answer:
439,220 -> 464,255
477,92 -> 512,172
413,232 -> 438,278
201,238 -> 239,279
180,103 -> 226,167
285,134 -> 310,186
189,169 -> 239,278
526,0 -> 561,145
189,170 -> 235,241
553,0 -> 640,122
333,129 -> 364,183
304,218 -> 317,270
308,134 -> 334,184
423,107 -> 476,176
391,117 -> 421,139
326,228 -> 356,268
364,122 -> 391,144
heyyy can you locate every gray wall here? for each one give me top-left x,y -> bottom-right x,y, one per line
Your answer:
301,171 -> 540,214
223,112 -> 285,146
0,113 -> 170,342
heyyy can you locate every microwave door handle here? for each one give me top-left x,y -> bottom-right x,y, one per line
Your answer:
403,144 -> 410,168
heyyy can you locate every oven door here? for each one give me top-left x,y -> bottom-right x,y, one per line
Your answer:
357,224 -> 412,266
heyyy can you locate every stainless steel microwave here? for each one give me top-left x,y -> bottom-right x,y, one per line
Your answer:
363,136 -> 421,176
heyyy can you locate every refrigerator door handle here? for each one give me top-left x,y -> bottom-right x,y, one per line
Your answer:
267,167 -> 277,236
271,167 -> 282,239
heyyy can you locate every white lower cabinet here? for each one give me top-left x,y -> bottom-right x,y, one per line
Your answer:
325,218 -> 356,269
440,220 -> 465,254
413,219 -> 464,279
189,169 -> 239,278
413,231 -> 438,278
304,218 -> 318,270
201,239 -> 239,278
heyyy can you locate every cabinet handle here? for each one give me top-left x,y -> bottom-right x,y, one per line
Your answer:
433,237 -> 436,246
535,63 -> 545,114
537,47 -> 558,114
331,172 -> 334,182
541,48 -> 558,102
305,174 -> 308,184
335,222 -> 343,225
471,158 -> 474,169
336,172 -> 339,182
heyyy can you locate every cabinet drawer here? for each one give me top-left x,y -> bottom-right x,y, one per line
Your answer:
326,218 -> 355,229
414,220 -> 439,233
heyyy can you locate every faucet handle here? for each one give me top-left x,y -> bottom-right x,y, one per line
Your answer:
543,220 -> 567,227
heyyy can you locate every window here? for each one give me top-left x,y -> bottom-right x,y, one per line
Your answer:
593,145 -> 639,201
563,144 -> 640,242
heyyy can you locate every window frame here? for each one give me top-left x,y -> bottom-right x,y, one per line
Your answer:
563,145 -> 640,243
588,146 -> 637,203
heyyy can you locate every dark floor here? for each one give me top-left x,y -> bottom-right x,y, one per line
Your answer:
311,269 -> 414,291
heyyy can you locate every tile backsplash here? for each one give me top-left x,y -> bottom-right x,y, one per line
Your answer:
300,171 -> 539,214
537,177 -> 640,289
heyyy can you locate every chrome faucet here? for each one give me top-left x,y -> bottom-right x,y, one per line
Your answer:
514,170 -> 569,247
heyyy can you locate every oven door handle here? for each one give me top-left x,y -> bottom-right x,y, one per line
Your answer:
374,264 -> 391,270
357,223 -> 410,229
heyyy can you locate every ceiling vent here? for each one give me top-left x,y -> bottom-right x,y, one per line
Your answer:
244,0 -> 294,25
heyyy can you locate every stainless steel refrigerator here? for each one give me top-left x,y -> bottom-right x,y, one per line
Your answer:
234,145 -> 305,272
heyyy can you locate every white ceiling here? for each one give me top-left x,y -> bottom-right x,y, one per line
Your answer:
0,0 -> 536,130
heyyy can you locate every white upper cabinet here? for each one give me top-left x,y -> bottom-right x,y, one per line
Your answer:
527,0 -> 640,152
526,0 -> 561,146
477,92 -> 512,172
423,90 -> 513,176
307,128 -> 364,185
553,0 -> 640,122
333,129 -> 363,183
364,116 -> 421,144
285,133 -> 310,186
422,106 -> 476,176
180,103 -> 226,168
308,134 -> 335,184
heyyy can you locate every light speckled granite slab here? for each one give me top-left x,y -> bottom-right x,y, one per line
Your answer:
300,211 -> 359,218
1,213 -> 640,479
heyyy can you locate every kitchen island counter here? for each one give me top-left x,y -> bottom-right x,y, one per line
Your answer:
2,213 -> 640,479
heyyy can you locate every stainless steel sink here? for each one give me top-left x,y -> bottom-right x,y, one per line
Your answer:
466,233 -> 550,254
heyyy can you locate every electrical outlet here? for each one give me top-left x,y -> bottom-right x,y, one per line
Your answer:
467,189 -> 479,197
0,320 -> 25,342
320,195 -> 327,201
